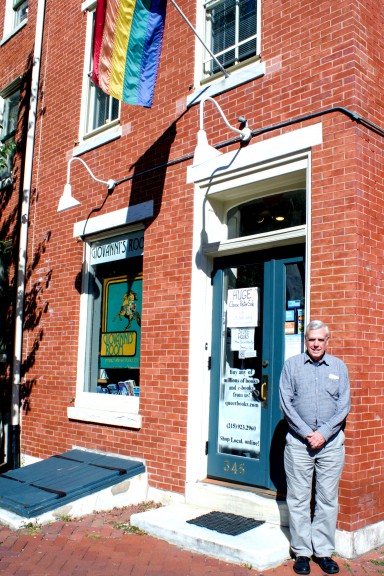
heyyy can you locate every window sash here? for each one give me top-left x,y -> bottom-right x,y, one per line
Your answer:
84,11 -> 120,137
0,88 -> 19,186
203,0 -> 257,77
1,91 -> 19,141
13,0 -> 28,27
84,236 -> 143,397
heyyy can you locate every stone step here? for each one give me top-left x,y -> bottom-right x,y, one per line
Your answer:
131,503 -> 290,571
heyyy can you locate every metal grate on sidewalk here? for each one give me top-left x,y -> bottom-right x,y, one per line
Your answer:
187,511 -> 264,536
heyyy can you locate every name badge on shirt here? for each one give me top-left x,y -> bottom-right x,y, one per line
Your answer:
328,373 -> 339,380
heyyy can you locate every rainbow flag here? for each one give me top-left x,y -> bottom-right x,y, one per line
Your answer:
92,0 -> 167,108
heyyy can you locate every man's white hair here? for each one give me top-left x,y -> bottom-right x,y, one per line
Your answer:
305,320 -> 329,338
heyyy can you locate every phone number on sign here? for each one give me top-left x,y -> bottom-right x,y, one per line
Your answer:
226,423 -> 257,431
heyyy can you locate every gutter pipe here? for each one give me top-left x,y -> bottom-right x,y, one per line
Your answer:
11,0 -> 46,469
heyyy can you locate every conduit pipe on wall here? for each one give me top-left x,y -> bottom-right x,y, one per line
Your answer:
110,107 -> 384,190
11,0 -> 46,469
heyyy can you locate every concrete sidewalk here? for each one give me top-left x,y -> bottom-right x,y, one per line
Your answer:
0,504 -> 383,576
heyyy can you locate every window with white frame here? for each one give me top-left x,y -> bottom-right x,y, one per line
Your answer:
2,0 -> 28,40
12,0 -> 28,28
83,231 -> 143,399
203,0 -> 258,77
69,209 -> 153,428
0,81 -> 19,187
82,5 -> 120,139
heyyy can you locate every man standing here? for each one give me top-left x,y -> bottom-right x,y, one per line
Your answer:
279,320 -> 350,575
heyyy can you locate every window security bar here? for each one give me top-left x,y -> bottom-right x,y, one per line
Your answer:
202,33 -> 257,70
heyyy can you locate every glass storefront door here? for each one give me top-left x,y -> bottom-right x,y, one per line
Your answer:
207,246 -> 305,491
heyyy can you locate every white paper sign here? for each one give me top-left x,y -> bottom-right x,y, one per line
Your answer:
284,334 -> 304,360
239,349 -> 257,359
231,328 -> 255,351
218,368 -> 261,458
227,287 -> 259,328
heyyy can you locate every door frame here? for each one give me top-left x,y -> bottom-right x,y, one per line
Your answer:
185,129 -> 319,493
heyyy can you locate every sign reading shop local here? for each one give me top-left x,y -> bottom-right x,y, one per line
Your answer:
91,231 -> 144,371
90,230 -> 144,265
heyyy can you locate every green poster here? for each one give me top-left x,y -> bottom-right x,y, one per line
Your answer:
100,274 -> 142,369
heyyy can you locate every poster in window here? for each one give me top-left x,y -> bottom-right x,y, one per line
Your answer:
100,274 -> 142,369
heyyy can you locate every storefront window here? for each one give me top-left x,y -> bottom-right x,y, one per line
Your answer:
84,231 -> 143,397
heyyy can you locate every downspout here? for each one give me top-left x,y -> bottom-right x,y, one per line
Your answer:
11,0 -> 46,469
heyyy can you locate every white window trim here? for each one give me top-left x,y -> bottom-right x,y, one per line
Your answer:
187,0 -> 263,106
0,76 -> 21,133
69,232 -> 142,429
0,77 -> 21,187
1,0 -> 27,45
187,123 -> 323,186
75,0 -> 121,156
68,202 -> 154,429
0,76 -> 21,136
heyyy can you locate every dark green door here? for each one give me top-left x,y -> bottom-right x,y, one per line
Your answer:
207,246 -> 305,491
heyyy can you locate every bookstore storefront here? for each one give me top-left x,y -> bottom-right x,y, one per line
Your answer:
186,122 -> 322,496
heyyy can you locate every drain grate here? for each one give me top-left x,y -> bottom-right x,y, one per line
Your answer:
187,511 -> 264,536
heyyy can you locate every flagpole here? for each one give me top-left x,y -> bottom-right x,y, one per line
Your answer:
169,0 -> 230,78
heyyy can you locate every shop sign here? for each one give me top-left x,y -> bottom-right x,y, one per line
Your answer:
91,231 -> 144,265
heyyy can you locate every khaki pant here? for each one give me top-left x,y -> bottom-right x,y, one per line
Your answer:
284,430 -> 345,557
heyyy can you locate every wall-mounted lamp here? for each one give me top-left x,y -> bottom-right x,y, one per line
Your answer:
57,157 -> 117,213
193,96 -> 252,167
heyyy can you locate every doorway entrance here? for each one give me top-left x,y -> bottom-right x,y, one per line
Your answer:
207,245 -> 305,491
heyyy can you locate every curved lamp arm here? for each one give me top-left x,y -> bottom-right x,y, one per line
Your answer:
192,96 -> 252,167
66,157 -> 116,189
199,96 -> 252,142
58,157 -> 116,212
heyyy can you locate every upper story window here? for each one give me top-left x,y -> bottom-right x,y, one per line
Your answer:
83,6 -> 120,138
203,0 -> 257,77
2,0 -> 28,41
0,81 -> 20,187
76,1 -> 121,154
13,0 -> 28,28
85,10 -> 119,135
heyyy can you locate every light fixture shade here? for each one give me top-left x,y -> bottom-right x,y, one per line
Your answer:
193,129 -> 222,167
57,183 -> 81,213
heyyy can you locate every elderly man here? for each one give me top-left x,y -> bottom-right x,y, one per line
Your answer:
279,320 -> 350,575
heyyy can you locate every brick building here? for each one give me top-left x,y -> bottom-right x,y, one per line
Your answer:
0,0 -> 383,559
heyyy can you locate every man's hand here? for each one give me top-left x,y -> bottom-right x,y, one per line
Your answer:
306,431 -> 326,450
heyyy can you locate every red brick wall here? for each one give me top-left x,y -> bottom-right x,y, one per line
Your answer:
1,0 -> 384,533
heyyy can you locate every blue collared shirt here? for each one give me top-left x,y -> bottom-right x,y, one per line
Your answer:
279,351 -> 351,441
